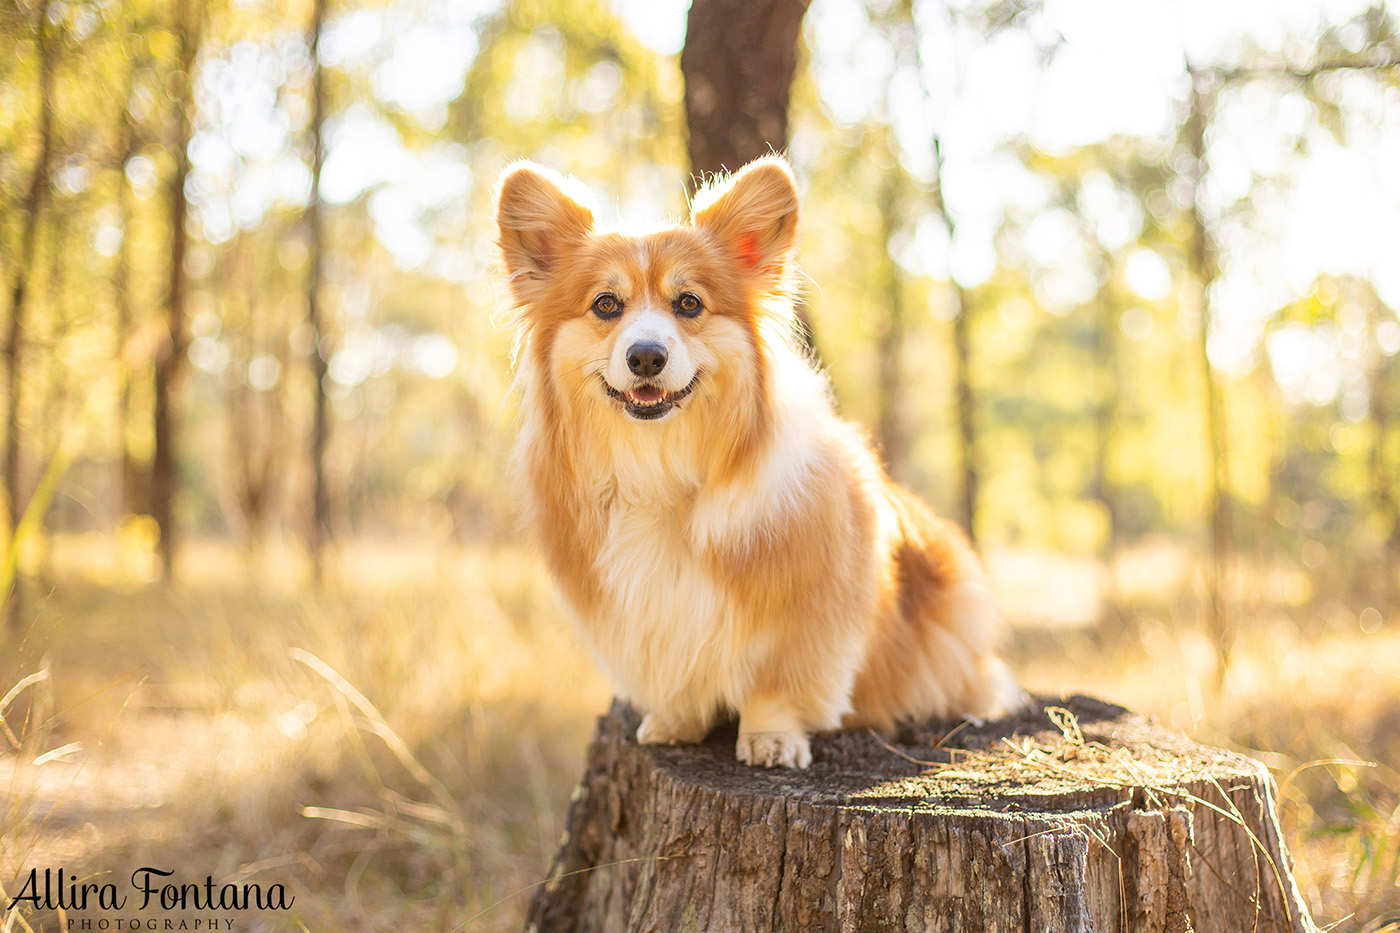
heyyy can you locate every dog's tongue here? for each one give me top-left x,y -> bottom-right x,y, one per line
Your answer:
630,386 -> 665,403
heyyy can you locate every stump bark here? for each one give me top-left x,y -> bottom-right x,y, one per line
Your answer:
525,695 -> 1318,933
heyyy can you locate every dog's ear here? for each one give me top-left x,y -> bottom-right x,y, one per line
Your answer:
496,162 -> 596,305
691,156 -> 799,285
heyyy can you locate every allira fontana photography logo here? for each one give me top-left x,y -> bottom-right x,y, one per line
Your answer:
6,867 -> 295,929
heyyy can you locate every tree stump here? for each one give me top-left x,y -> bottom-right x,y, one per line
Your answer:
525,695 -> 1318,933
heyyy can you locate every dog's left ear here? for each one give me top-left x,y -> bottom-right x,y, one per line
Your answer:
692,156 -> 799,285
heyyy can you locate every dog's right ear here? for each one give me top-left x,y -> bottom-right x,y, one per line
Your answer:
496,162 -> 596,305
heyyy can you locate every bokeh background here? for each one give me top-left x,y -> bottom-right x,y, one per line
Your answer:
1,0 -> 1398,929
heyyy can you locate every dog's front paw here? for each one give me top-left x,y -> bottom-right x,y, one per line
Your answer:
637,713 -> 708,746
736,729 -> 812,769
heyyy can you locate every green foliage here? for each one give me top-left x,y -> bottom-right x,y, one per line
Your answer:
0,0 -> 1396,598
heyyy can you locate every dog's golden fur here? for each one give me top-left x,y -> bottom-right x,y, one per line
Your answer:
496,155 -> 1017,768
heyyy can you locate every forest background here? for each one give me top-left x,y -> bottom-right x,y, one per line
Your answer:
1,0 -> 1398,929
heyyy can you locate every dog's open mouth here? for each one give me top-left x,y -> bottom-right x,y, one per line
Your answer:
603,376 -> 699,420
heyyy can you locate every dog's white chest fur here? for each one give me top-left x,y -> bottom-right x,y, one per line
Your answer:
583,480 -> 755,724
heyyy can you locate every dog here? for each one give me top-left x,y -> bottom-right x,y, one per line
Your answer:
495,155 -> 1019,769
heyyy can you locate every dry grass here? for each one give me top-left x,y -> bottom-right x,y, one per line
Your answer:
2,537 -> 609,931
0,535 -> 1396,931
1002,547 -> 1400,933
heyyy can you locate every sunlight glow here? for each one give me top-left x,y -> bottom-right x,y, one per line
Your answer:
173,0 -> 1400,389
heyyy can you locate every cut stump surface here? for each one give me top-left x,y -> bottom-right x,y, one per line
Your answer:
526,695 -> 1317,933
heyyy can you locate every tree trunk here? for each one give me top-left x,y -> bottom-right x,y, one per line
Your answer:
151,0 -> 201,582
1368,293 -> 1399,601
1091,260 -> 1122,624
4,0 -> 56,629
113,43 -> 142,520
1183,70 -> 1231,675
925,133 -> 979,546
875,165 -> 909,483
305,0 -> 331,584
527,696 -> 1318,933
680,0 -> 818,358
950,288 -> 978,546
228,233 -> 283,562
681,0 -> 812,181
36,204 -> 70,587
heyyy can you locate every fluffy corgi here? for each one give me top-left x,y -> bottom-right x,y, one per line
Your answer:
496,155 -> 1018,769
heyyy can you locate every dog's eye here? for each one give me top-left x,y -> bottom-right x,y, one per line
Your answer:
592,293 -> 622,319
675,292 -> 702,318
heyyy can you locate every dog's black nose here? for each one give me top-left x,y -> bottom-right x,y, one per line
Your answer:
626,342 -> 668,378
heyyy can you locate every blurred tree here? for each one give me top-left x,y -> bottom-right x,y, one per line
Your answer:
111,18 -> 145,521
3,0 -> 56,627
875,146 -> 912,481
1349,279 -> 1400,599
34,173 -> 71,586
1368,295 -> 1400,590
151,0 -> 204,581
1182,66 -> 1233,672
224,232 -> 288,558
1270,275 -> 1400,601
1088,239 -> 1122,605
452,0 -> 683,167
306,0 -> 331,582
1179,19 -> 1400,663
938,140 -> 981,544
900,0 -> 1054,543
1013,141 -> 1146,608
